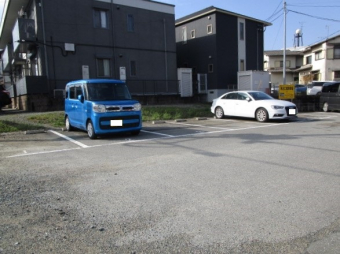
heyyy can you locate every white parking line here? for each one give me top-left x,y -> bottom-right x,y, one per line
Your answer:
49,130 -> 89,148
7,122 -> 289,158
167,121 -> 237,130
141,129 -> 175,137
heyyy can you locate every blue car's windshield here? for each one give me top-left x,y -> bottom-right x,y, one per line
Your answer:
248,91 -> 274,101
86,83 -> 132,101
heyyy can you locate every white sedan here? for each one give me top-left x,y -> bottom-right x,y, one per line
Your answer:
211,91 -> 298,122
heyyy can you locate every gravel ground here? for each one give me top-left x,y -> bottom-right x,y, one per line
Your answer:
1,109 -> 340,254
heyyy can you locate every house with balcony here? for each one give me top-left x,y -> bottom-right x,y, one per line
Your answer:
264,48 -> 305,88
175,6 -> 271,102
264,33 -> 340,88
0,0 -> 177,111
298,34 -> 340,83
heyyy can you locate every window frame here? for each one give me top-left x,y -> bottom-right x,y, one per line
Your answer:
239,22 -> 244,40
96,58 -> 111,77
93,9 -> 109,29
208,64 -> 213,73
315,50 -> 323,61
127,14 -> 134,32
207,24 -> 213,34
182,26 -> 187,44
130,60 -> 137,77
334,45 -> 340,59
190,29 -> 196,39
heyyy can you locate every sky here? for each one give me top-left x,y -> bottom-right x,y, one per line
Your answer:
158,0 -> 340,50
1,0 -> 339,50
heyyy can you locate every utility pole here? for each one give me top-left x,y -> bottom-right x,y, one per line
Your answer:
283,1 -> 287,85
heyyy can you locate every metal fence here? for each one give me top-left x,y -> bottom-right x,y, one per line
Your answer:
50,79 -> 180,96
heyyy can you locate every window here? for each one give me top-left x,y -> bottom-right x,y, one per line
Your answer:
130,61 -> 137,76
313,72 -> 321,81
94,9 -> 108,28
274,60 -> 290,68
334,45 -> 340,59
306,55 -> 312,64
69,86 -> 75,99
191,30 -> 195,38
240,59 -> 245,71
334,71 -> 340,80
127,14 -> 134,32
225,93 -> 237,100
237,92 -> 249,100
182,27 -> 187,44
97,58 -> 111,77
264,61 -> 268,69
207,24 -> 213,34
208,64 -> 213,73
315,50 -> 323,60
239,22 -> 244,40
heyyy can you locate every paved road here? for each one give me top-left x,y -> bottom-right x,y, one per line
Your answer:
1,112 -> 339,253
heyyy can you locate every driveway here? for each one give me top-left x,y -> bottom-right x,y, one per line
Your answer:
1,112 -> 339,253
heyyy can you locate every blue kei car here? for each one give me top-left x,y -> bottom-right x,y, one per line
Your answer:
64,79 -> 142,139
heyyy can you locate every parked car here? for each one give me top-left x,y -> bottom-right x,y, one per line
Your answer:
295,84 -> 307,96
319,81 -> 340,112
0,85 -> 11,109
211,90 -> 298,122
64,79 -> 142,139
307,81 -> 332,96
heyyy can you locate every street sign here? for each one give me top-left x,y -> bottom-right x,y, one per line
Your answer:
279,84 -> 295,99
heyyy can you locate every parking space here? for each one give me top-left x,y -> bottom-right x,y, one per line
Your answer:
1,111 -> 340,253
2,111 -> 337,159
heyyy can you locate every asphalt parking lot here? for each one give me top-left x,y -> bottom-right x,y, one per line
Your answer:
1,112 -> 340,253
2,112 -> 338,158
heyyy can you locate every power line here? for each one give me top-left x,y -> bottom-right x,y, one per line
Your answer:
289,4 -> 340,7
266,0 -> 283,21
288,9 -> 340,23
267,9 -> 283,23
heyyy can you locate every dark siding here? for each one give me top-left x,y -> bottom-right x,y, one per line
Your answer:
176,14 -> 218,91
36,0 -> 176,90
216,13 -> 238,89
245,20 -> 264,71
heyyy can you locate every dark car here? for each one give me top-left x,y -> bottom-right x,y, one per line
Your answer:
0,85 -> 11,109
295,84 -> 307,96
319,81 -> 340,112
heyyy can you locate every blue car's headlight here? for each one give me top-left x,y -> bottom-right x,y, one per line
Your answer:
133,103 -> 142,111
93,104 -> 106,113
271,105 -> 284,109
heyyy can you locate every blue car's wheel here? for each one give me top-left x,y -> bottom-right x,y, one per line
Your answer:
87,120 -> 97,139
65,116 -> 74,131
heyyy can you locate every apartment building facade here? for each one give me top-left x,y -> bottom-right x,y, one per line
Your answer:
175,6 -> 271,102
0,0 -> 177,110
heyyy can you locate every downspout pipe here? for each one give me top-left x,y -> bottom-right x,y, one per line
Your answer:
39,0 -> 50,91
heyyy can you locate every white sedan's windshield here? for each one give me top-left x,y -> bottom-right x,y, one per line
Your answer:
248,91 -> 273,101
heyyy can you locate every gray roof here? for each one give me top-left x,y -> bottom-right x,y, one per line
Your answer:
175,6 -> 272,26
264,50 -> 304,56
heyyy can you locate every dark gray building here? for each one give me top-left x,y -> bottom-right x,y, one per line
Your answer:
175,6 -> 271,101
0,0 -> 177,111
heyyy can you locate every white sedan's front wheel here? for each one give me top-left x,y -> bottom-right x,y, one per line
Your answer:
255,108 -> 268,122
